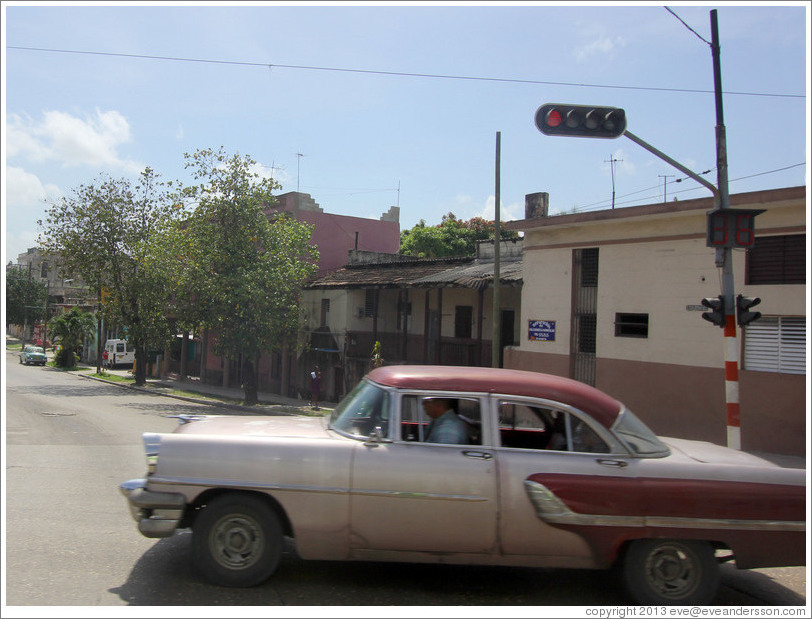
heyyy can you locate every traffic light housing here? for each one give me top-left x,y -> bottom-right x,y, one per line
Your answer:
706,208 -> 765,248
701,296 -> 726,327
535,104 -> 626,139
736,294 -> 762,327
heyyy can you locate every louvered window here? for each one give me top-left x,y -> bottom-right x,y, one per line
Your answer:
743,316 -> 806,375
746,234 -> 805,285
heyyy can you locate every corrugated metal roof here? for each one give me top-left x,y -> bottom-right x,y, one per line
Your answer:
413,257 -> 522,290
306,255 -> 522,290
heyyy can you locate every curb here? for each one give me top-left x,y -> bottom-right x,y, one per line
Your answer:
76,371 -> 318,417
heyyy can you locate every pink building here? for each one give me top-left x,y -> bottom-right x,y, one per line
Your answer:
266,192 -> 401,276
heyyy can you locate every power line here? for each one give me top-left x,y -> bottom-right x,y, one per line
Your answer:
664,6 -> 712,47
7,45 -> 804,100
567,162 -> 804,213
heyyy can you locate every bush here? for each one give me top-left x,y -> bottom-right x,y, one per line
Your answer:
54,346 -> 79,368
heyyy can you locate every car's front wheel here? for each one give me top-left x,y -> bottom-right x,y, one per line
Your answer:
621,539 -> 719,605
192,493 -> 283,587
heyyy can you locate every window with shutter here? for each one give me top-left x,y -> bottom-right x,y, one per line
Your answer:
746,234 -> 805,285
743,316 -> 806,375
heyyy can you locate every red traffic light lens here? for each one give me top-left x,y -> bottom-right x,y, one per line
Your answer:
545,109 -> 563,128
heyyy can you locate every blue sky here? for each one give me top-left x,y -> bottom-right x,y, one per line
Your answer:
3,2 -> 809,265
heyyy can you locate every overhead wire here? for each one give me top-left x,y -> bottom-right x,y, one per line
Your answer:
6,45 -> 804,100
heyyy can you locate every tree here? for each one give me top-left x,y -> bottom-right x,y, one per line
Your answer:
38,167 -> 180,385
400,213 -> 520,257
175,147 -> 319,405
5,265 -> 47,341
48,307 -> 96,368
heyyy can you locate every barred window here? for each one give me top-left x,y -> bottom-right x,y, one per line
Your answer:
743,316 -> 805,375
615,313 -> 649,338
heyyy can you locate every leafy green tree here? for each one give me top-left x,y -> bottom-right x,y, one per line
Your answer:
175,147 -> 319,405
38,168 -> 180,385
5,265 -> 47,338
48,307 -> 97,368
400,213 -> 519,257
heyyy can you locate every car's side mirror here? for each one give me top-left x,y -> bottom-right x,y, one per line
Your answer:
364,426 -> 392,446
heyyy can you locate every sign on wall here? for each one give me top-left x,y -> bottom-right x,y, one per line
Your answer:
528,320 -> 556,342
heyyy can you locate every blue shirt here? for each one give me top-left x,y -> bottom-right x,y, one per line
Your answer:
425,410 -> 468,444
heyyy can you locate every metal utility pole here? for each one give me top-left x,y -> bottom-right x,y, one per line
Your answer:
605,155 -> 622,209
492,131 -> 502,368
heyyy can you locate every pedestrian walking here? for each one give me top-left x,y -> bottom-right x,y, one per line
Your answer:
310,366 -> 322,410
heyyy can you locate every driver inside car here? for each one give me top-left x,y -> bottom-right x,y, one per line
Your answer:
422,398 -> 468,444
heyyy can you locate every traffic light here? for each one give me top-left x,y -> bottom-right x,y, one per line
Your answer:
736,295 -> 762,327
535,104 -> 626,139
706,208 -> 765,248
701,296 -> 726,327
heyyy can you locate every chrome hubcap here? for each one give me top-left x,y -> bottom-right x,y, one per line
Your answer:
211,515 -> 264,570
645,544 -> 699,599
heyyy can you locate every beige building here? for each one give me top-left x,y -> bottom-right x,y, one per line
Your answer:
505,186 -> 806,457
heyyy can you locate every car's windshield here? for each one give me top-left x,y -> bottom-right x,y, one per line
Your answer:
26,346 -> 44,354
612,407 -> 670,456
329,379 -> 391,438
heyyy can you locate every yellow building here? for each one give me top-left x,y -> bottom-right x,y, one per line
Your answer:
505,186 -> 806,457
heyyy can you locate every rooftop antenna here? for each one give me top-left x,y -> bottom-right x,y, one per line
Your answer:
397,180 -> 401,207
659,174 -> 675,203
296,152 -> 305,193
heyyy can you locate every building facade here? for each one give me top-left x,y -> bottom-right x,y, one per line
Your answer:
504,186 -> 806,456
302,240 -> 523,402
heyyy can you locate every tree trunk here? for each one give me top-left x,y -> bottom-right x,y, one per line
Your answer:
243,356 -> 259,406
134,346 -> 148,386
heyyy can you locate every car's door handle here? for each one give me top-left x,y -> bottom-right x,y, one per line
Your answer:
462,450 -> 494,460
596,459 -> 628,468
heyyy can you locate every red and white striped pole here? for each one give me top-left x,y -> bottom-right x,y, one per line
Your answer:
723,313 -> 741,450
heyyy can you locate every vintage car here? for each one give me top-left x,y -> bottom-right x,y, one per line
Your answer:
19,345 -> 47,366
120,365 -> 806,605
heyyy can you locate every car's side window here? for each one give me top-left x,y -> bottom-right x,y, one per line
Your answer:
498,401 -> 610,453
400,395 -> 481,445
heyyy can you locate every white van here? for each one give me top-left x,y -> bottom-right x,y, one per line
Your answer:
104,339 -> 135,367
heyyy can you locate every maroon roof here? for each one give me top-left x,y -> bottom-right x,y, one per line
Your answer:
366,365 -> 622,429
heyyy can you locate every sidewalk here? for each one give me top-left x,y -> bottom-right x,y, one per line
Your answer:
87,365 -> 334,417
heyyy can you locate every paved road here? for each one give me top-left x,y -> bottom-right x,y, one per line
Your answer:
3,348 -> 808,611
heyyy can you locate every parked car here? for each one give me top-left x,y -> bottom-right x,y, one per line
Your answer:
120,365 -> 805,605
19,345 -> 47,366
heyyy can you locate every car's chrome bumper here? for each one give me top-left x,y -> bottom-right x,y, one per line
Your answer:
119,478 -> 186,539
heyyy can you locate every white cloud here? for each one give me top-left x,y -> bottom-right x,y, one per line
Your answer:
574,35 -> 627,63
7,109 -> 142,173
5,166 -> 62,209
478,195 -> 521,223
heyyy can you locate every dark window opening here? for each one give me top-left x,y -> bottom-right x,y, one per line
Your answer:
364,289 -> 377,317
454,306 -> 473,339
615,313 -> 649,338
320,298 -> 330,327
581,248 -> 600,287
577,314 -> 597,354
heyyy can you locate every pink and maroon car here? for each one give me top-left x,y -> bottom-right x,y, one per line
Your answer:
120,365 -> 806,605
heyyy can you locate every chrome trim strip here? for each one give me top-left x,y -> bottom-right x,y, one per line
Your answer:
149,475 -> 349,495
524,480 -> 805,533
148,476 -> 486,502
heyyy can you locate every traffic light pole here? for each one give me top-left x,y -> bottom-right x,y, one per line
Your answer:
533,10 -> 743,449
710,8 -> 741,450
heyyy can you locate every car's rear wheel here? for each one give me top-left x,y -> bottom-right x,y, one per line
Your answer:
621,539 -> 719,605
192,493 -> 283,587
